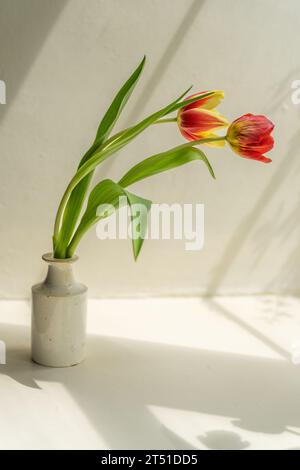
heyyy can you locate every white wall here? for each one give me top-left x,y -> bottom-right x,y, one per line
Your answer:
0,0 -> 300,298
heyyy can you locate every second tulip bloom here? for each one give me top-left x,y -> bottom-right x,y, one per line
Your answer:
177,91 -> 228,146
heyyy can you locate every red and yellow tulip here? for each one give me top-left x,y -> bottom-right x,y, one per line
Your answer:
226,114 -> 274,163
177,91 -> 228,147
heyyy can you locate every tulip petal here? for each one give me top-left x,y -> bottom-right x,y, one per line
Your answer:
179,128 -> 196,142
183,91 -> 225,111
179,108 -> 228,133
229,142 -> 273,163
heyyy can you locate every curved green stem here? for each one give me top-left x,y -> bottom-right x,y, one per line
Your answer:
155,118 -> 177,124
67,220 -> 93,258
53,129 -> 127,244
178,135 -> 226,148
53,147 -> 112,242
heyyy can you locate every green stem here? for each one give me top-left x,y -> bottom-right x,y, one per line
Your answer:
53,147 -> 111,242
183,135 -> 226,146
67,221 -> 92,258
53,129 -> 126,244
155,117 -> 177,124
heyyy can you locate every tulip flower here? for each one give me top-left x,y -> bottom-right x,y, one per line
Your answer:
226,114 -> 274,163
177,91 -> 229,147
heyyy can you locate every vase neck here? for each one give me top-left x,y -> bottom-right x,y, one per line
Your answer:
45,263 -> 75,287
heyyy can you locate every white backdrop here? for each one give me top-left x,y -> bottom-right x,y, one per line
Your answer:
0,0 -> 299,298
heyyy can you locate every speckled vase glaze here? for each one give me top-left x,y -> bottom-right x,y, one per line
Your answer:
31,253 -> 87,367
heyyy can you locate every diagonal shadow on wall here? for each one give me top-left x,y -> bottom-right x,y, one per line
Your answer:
205,128 -> 300,296
123,0 -> 206,125
0,0 -> 69,124
98,0 -> 206,180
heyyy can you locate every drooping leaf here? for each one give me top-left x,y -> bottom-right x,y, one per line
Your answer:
66,179 -> 151,261
119,145 -> 215,188
54,57 -> 146,257
80,179 -> 125,227
124,190 -> 152,260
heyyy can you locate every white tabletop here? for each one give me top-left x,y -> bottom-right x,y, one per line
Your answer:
1,296 -> 300,450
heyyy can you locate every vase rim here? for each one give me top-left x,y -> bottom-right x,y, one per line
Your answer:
42,253 -> 79,264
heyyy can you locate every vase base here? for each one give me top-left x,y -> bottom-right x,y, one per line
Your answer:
31,356 -> 85,368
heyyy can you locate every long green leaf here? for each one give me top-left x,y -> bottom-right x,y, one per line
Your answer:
119,145 -> 215,188
94,56 -> 146,145
54,57 -> 146,257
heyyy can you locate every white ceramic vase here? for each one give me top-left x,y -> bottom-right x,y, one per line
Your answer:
31,253 -> 87,367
